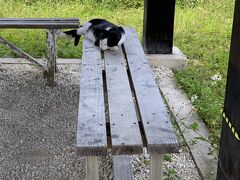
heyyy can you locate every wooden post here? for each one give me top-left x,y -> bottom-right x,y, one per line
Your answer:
143,0 -> 176,54
150,154 -> 163,180
86,156 -> 99,180
113,155 -> 134,180
217,1 -> 240,179
44,29 -> 57,86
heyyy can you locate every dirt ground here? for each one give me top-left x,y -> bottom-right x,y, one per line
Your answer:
0,62 -> 200,180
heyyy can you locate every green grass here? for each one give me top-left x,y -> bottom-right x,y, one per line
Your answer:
0,0 -> 234,150
0,0 -> 143,58
174,0 -> 234,146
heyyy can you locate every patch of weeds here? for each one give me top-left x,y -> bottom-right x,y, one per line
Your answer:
174,0 -> 234,150
164,154 -> 173,163
143,159 -> 150,165
164,165 -> 183,180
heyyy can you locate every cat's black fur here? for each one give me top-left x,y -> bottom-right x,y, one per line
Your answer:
63,19 -> 126,51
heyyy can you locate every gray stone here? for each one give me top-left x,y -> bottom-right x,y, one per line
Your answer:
146,47 -> 187,71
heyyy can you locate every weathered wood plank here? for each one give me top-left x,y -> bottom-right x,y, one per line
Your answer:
113,155 -> 133,180
0,18 -> 79,21
44,29 -> 56,87
0,21 -> 78,24
86,156 -> 99,180
0,22 -> 79,29
0,36 -> 45,69
104,48 -> 143,155
124,28 -> 179,154
150,154 -> 163,180
76,39 -> 107,156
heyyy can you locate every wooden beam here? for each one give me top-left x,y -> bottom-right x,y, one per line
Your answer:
0,18 -> 79,21
150,154 -> 163,180
217,1 -> 240,179
0,18 -> 80,29
86,156 -> 99,180
44,29 -> 57,86
142,0 -> 176,54
0,36 -> 45,69
113,155 -> 133,180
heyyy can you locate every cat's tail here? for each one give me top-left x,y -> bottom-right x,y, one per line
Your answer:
57,24 -> 87,46
63,30 -> 81,46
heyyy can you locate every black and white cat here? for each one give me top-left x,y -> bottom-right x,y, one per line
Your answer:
62,19 -> 126,51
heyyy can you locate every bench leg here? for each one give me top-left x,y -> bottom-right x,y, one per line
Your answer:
45,29 -> 57,86
150,154 -> 163,180
113,155 -> 133,180
86,156 -> 99,180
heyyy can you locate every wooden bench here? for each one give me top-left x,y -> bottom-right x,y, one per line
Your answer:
77,27 -> 179,180
0,18 -> 80,86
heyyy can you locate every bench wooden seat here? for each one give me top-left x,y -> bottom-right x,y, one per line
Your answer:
77,27 -> 179,180
0,18 -> 80,86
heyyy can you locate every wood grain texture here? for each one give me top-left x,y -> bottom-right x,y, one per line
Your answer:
104,48 -> 143,155
150,154 -> 163,180
44,30 -> 56,87
0,18 -> 79,29
86,156 -> 99,180
0,18 -> 79,21
0,36 -> 45,69
76,39 -> 107,156
124,28 -> 179,154
113,155 -> 133,180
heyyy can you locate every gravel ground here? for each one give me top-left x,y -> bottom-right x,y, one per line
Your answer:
0,63 -> 201,179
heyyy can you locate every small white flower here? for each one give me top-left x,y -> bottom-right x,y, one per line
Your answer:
211,73 -> 222,81
211,82 -> 217,85
191,95 -> 198,103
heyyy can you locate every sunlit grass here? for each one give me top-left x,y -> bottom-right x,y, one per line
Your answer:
0,0 -> 143,58
174,0 -> 234,146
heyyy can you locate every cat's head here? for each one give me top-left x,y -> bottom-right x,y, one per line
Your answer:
99,27 -> 126,51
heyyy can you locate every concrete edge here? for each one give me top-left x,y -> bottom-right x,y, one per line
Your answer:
154,67 -> 217,180
147,47 -> 188,71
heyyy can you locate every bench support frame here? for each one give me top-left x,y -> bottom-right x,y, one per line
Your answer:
0,36 -> 46,69
0,18 -> 80,86
0,30 -> 58,87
